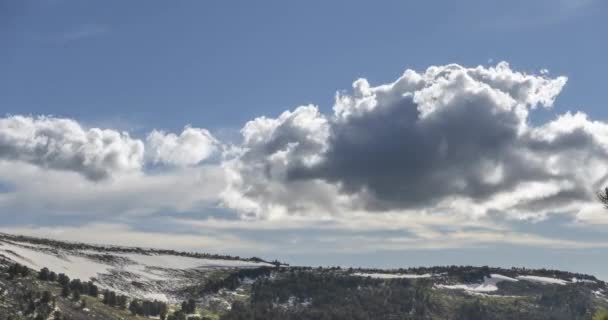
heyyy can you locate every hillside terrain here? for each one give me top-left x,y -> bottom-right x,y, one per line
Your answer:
1,233 -> 608,320
0,232 -> 272,304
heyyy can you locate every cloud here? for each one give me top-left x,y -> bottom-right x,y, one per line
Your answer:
171,214 -> 608,254
2,61 -> 608,267
221,62 -> 608,223
146,126 -> 218,167
0,116 -> 225,218
487,0 -> 600,28
0,223 -> 264,253
0,115 -> 144,180
0,116 -> 221,180
0,159 -> 225,217
57,24 -> 109,43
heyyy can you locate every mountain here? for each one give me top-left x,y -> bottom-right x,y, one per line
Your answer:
1,232 -> 607,320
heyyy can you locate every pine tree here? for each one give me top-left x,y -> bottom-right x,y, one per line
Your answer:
61,284 -> 70,297
38,267 -> 50,281
41,291 -> 52,304
129,300 -> 141,316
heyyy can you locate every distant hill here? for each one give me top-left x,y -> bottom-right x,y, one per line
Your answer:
1,232 -> 607,320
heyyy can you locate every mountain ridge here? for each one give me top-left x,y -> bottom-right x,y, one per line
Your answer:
1,232 -> 608,320
0,232 -> 273,264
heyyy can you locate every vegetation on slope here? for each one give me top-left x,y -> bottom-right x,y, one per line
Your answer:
2,240 -> 608,320
220,267 -> 608,320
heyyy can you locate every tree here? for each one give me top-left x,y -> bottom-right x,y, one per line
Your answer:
598,187 -> 608,208
41,291 -> 52,304
57,273 -> 70,286
61,284 -> 70,298
108,291 -> 117,306
129,300 -> 141,316
87,282 -> 99,297
182,298 -> 196,313
117,295 -> 128,309
102,290 -> 117,306
7,264 -> 19,278
8,263 -> 29,278
38,267 -> 50,281
168,311 -> 187,320
69,279 -> 82,294
160,304 -> 168,320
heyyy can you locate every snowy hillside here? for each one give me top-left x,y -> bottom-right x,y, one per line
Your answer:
2,232 -> 608,320
0,233 -> 271,302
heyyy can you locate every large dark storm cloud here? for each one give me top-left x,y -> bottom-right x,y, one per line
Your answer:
222,62 -> 608,220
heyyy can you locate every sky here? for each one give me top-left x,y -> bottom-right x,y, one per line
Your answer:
2,0 -> 608,278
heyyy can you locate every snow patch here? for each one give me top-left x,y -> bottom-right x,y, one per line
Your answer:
572,277 -> 596,284
437,274 -> 518,293
352,272 -> 432,279
0,241 -> 113,281
516,275 -> 568,285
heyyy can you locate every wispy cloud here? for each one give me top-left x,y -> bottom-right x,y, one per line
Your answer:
488,0 -> 600,29
0,223 -> 268,253
55,24 -> 109,43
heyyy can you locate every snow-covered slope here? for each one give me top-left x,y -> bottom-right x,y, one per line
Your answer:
0,233 -> 271,302
437,274 -> 519,293
517,275 -> 568,285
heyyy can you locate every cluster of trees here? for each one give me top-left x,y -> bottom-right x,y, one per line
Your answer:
0,284 -> 57,320
452,266 -> 491,283
538,285 -> 596,319
341,264 -> 601,286
201,267 -> 273,294
18,289 -> 55,318
219,267 -> 607,320
181,298 -> 196,313
37,267 -> 99,305
7,263 -> 30,278
131,300 -> 204,320
125,298 -> 204,320
38,267 -> 56,281
37,266 -> 175,319
221,270 -> 433,320
101,289 -> 128,308
3,264 -> 73,319
128,299 -> 168,318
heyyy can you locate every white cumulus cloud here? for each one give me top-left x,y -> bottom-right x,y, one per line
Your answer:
221,62 -> 608,223
0,115 -> 144,180
146,126 -> 218,167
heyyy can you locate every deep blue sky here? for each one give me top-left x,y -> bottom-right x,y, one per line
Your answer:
2,0 -> 607,134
